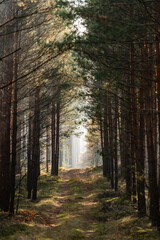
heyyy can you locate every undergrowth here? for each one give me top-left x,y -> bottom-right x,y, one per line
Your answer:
0,167 -> 159,240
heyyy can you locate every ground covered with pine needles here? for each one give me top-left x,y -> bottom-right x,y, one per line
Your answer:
0,167 -> 159,240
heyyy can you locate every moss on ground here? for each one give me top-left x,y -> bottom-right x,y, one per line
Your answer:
0,167 -> 160,240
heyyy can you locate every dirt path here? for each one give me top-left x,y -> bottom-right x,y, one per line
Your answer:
44,168 -> 101,236
0,167 -> 159,240
48,168 -> 106,239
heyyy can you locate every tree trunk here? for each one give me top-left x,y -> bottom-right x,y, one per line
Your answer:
0,21 -> 13,211
32,87 -> 40,200
145,43 -> 159,226
10,8 -> 20,213
51,103 -> 56,175
124,109 -> 132,200
103,94 -> 110,177
136,46 -> 146,216
108,96 -> 114,188
46,120 -> 50,173
114,94 -> 118,191
27,101 -> 32,199
155,26 -> 160,199
130,42 -> 138,204
55,102 -> 60,176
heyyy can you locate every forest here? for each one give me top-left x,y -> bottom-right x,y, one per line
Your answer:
1,0 -> 160,239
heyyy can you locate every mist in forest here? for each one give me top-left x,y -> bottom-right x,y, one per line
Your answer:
60,126 -> 88,169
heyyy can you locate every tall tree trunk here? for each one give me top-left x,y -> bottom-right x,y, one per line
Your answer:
108,96 -> 114,189
145,43 -> 159,226
59,142 -> 63,167
103,94 -> 110,177
124,108 -> 132,200
51,103 -> 56,175
155,25 -> 160,198
10,8 -> 20,213
16,120 -> 21,175
10,48 -> 18,213
119,106 -> 125,177
32,87 -> 40,200
27,100 -> 32,199
130,42 -> 138,204
55,102 -> 60,176
0,18 -> 13,211
114,94 -> 118,191
99,106 -> 106,176
46,119 -> 50,173
136,46 -> 146,216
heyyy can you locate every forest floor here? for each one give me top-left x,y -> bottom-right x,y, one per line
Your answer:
0,167 -> 160,240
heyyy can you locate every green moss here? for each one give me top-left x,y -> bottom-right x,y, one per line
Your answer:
57,213 -> 69,220
1,169 -> 160,240
89,166 -> 102,173
0,223 -> 28,238
71,228 -> 86,240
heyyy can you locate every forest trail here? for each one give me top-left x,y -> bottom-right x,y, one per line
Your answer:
0,167 -> 159,240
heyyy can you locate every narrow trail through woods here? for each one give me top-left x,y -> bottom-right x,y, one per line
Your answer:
48,168 -> 105,236
0,167 -> 159,240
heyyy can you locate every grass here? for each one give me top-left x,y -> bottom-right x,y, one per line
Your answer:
0,223 -> 28,238
0,167 -> 160,240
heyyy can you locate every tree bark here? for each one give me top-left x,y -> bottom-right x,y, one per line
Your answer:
0,19 -> 13,211
55,102 -> 60,176
27,100 -> 32,199
145,43 -> 159,226
32,86 -> 40,200
51,103 -> 56,175
114,94 -> 118,191
108,96 -> 114,188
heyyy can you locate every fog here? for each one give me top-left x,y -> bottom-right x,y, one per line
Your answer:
60,126 -> 89,169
